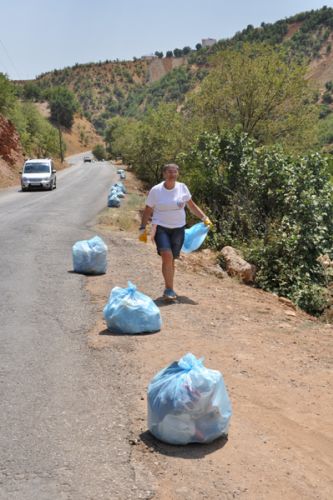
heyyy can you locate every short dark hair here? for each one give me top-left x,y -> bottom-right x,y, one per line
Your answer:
162,163 -> 179,173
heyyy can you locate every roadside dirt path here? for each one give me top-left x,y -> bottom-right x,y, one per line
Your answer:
86,174 -> 333,500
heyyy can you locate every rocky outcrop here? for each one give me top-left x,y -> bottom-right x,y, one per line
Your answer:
0,115 -> 23,165
220,246 -> 256,283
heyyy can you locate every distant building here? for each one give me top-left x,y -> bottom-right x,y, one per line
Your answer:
202,38 -> 217,48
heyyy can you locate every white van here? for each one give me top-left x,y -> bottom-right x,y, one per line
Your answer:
21,159 -> 57,191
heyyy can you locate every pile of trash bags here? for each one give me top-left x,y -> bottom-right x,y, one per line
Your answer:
107,181 -> 127,207
117,169 -> 126,180
103,281 -> 162,334
182,222 -> 209,254
72,235 -> 108,275
114,181 -> 127,194
147,353 -> 232,445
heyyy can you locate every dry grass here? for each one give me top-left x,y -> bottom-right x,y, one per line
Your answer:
96,169 -> 146,232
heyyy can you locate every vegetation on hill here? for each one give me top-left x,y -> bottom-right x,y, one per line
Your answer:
180,131 -> 333,315
18,6 -> 333,146
186,43 -> 317,151
0,73 -> 62,159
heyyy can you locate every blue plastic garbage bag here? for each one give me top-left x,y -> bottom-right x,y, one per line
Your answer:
148,353 -> 232,445
107,194 -> 120,207
103,281 -> 162,334
181,222 -> 209,254
72,235 -> 107,275
109,185 -> 121,195
113,189 -> 125,198
114,181 -> 127,194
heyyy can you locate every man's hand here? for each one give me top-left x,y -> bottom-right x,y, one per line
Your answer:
202,216 -> 213,227
138,226 -> 147,243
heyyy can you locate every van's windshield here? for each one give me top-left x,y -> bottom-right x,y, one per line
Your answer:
24,163 -> 50,174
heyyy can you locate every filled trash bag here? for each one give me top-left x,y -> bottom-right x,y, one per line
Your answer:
108,188 -> 120,198
181,222 -> 209,254
107,194 -> 120,207
103,281 -> 162,334
109,185 -> 121,195
114,190 -> 125,198
120,172 -> 126,180
113,181 -> 127,194
148,353 -> 232,445
72,235 -> 107,275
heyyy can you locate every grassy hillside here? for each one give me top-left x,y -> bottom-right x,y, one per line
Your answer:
20,6 -> 333,139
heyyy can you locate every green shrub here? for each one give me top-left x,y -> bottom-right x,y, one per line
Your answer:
0,73 -> 16,114
92,144 -> 106,160
180,130 -> 333,315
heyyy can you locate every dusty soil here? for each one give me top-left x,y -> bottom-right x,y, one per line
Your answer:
83,171 -> 333,499
307,33 -> 333,88
61,114 -> 104,157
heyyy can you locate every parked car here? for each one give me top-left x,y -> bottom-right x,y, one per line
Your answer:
83,156 -> 92,163
21,159 -> 56,191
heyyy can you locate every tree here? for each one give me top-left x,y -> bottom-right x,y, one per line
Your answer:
154,51 -> 163,58
22,82 -> 42,101
173,48 -> 183,58
9,101 -> 62,158
105,104 -> 185,185
0,73 -> 15,115
104,116 -> 140,162
92,144 -> 106,160
48,86 -> 79,129
195,43 -> 202,51
166,51 -> 173,58
182,46 -> 191,55
187,43 -> 318,150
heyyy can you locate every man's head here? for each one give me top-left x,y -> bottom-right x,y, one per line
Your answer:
162,163 -> 179,181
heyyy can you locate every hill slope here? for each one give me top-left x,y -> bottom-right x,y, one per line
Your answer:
27,6 -> 333,133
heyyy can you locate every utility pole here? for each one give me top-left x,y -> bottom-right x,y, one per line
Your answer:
57,110 -> 64,163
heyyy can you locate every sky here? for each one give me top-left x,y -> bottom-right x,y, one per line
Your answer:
1,0 -> 332,80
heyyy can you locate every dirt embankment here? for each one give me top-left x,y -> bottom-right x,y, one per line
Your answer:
85,169 -> 333,500
0,115 -> 24,188
148,57 -> 187,83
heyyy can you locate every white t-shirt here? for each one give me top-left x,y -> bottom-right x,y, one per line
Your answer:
146,181 -> 192,228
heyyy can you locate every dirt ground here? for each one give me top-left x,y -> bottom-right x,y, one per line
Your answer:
85,171 -> 333,500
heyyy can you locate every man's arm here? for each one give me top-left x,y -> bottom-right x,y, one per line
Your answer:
186,199 -> 206,220
187,199 -> 212,226
140,205 -> 154,228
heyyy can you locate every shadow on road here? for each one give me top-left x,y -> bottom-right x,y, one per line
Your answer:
139,430 -> 228,459
154,295 -> 198,307
99,328 -> 160,337
67,270 -> 107,276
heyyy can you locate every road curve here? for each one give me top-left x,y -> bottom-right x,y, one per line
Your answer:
0,157 -> 147,499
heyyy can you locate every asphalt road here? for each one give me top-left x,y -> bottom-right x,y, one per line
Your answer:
0,155 -> 147,499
